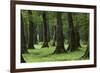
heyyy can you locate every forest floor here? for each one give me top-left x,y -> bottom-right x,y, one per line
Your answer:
23,42 -> 88,63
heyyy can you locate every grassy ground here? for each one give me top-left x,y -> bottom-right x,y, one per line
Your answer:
23,42 -> 88,63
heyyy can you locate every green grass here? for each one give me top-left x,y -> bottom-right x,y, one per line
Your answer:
23,43 -> 88,63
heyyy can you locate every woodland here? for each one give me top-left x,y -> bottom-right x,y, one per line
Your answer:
21,10 -> 89,63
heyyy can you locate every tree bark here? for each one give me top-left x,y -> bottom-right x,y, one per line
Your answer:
28,10 -> 35,49
21,13 -> 28,53
47,22 -> 50,42
74,14 -> 81,48
52,25 -> 56,46
67,13 -> 79,52
54,12 -> 65,54
33,27 -> 37,44
42,12 -> 49,47
39,23 -> 43,42
75,28 -> 81,48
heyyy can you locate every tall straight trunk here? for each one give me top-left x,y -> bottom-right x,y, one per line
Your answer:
67,13 -> 78,52
28,10 -> 35,49
75,28 -> 81,47
21,13 -> 28,54
47,22 -> 50,42
24,24 -> 29,48
54,12 -> 65,54
74,14 -> 81,48
39,23 -> 43,41
52,25 -> 56,46
42,12 -> 49,47
33,25 -> 37,44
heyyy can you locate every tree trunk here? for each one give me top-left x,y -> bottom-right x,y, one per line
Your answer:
75,29 -> 81,48
81,42 -> 89,59
21,13 -> 28,53
21,55 -> 25,63
67,13 -> 79,52
23,20 -> 29,49
28,10 -> 35,49
47,22 -> 50,42
54,12 -> 65,54
74,14 -> 81,48
33,27 -> 37,44
52,25 -> 56,46
42,12 -> 49,47
39,23 -> 43,42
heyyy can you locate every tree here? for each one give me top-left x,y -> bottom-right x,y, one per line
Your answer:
32,11 -> 43,42
48,12 -> 56,46
39,23 -> 43,42
21,13 -> 28,53
28,10 -> 35,49
81,40 -> 89,59
52,25 -> 56,46
33,24 -> 37,44
67,13 -> 79,52
21,55 -> 25,63
54,12 -> 65,54
47,21 -> 50,42
42,12 -> 49,47
72,13 -> 81,47
81,23 -> 89,59
74,26 -> 81,47
21,10 -> 29,48
78,13 -> 89,42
